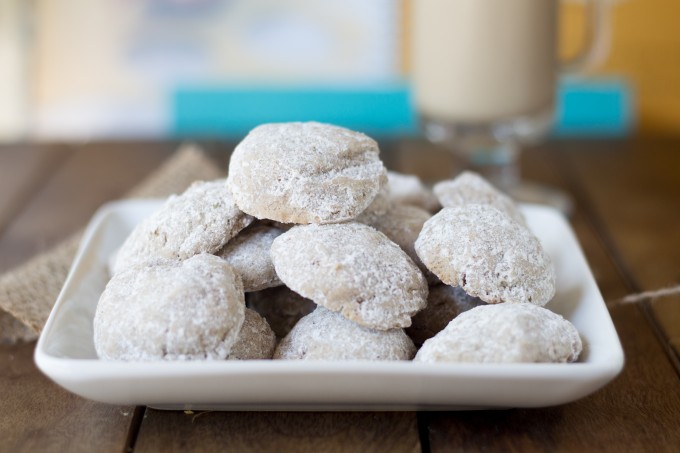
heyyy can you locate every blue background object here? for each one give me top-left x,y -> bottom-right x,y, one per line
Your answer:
172,78 -> 633,139
173,83 -> 417,138
554,77 -> 634,138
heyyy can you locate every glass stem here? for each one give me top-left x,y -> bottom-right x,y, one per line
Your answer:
464,142 -> 520,193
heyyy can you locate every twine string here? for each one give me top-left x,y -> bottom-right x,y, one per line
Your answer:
608,284 -> 680,308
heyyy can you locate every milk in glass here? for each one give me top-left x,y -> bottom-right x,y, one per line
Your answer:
412,0 -> 558,123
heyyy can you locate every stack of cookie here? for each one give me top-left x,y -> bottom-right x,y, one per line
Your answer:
94,122 -> 581,364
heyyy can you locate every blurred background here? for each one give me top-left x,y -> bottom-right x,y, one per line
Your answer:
0,0 -> 677,142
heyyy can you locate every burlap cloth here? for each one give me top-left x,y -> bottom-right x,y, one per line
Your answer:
0,144 -> 224,344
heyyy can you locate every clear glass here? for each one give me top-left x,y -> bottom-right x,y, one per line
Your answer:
411,0 -> 604,214
419,105 -> 554,190
419,110 -> 573,215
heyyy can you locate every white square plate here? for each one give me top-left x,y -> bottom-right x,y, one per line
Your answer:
35,200 -> 624,411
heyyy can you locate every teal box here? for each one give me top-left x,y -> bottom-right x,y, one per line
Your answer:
554,77 -> 634,137
172,84 -> 417,138
172,78 -> 633,138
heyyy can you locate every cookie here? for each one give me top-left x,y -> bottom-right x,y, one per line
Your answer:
216,223 -> 284,292
414,303 -> 582,363
358,203 -> 436,283
386,171 -> 440,213
415,204 -> 555,305
228,308 -> 277,360
357,183 -> 392,220
113,180 -> 253,274
246,286 -> 317,338
94,254 -> 245,361
274,307 -> 416,361
226,122 -> 387,224
271,222 -> 428,330
405,285 -> 486,346
433,171 -> 525,225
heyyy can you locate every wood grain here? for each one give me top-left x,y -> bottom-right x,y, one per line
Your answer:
0,341 -> 135,453
561,139 -> 680,290
135,410 -> 420,453
0,142 -> 175,272
390,138 -> 460,183
0,144 -> 70,239
0,144 -> 175,452
561,139 -> 680,363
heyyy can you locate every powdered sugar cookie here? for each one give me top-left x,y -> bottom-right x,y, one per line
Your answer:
216,223 -> 284,292
357,183 -> 392,220
94,254 -> 245,361
246,286 -> 316,338
113,180 -> 253,274
387,171 -> 440,213
228,308 -> 277,360
358,203 -> 436,283
405,285 -> 486,346
274,307 -> 416,361
414,303 -> 582,363
227,122 -> 387,224
415,204 -> 555,305
433,171 -> 525,225
271,222 -> 428,330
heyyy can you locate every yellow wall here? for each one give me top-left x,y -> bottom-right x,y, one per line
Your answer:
595,0 -> 680,134
562,0 -> 680,134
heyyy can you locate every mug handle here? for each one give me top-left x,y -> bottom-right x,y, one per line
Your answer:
560,0 -> 611,73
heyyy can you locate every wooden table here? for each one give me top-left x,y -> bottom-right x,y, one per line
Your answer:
1,139 -> 679,452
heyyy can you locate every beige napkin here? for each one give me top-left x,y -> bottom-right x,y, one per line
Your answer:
0,144 -> 224,344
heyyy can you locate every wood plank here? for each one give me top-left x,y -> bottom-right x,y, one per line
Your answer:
0,141 -> 175,272
390,138 -> 460,183
561,139 -> 680,290
0,144 -> 70,235
416,143 -> 680,452
562,139 -> 680,363
655,295 -> 680,364
0,341 -> 135,453
0,143 -> 177,452
135,410 -> 420,453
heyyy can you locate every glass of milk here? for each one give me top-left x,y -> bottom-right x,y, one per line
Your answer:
412,0 -> 608,208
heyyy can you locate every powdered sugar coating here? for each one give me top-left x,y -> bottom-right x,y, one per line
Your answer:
433,171 -> 526,225
226,122 -> 387,224
415,204 -> 555,305
274,307 -> 416,361
246,286 -> 317,338
357,183 -> 392,220
113,180 -> 253,274
271,223 -> 428,330
94,254 -> 245,361
216,223 -> 284,292
414,303 -> 582,363
387,171 -> 440,213
358,203 -> 436,284
228,308 -> 277,360
406,285 -> 486,346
